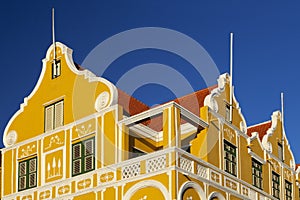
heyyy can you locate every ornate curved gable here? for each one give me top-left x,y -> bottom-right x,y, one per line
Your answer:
3,42 -> 117,147
204,73 -> 247,134
261,111 -> 296,169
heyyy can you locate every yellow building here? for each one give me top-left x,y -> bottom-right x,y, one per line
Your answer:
1,42 -> 300,200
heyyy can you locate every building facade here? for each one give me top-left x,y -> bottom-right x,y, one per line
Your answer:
1,42 -> 300,200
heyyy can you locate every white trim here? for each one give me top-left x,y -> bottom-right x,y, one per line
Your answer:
208,191 -> 226,200
2,147 -> 278,200
209,107 -> 249,139
249,151 -> 266,165
12,149 -> 15,193
119,101 -> 208,128
168,107 -> 171,147
168,170 -> 172,200
247,121 -> 271,129
114,109 -> 118,164
43,96 -> 65,107
204,73 -> 248,134
178,181 -> 206,200
123,180 -> 170,200
175,107 -> 179,148
101,116 -> 104,168
118,121 -> 122,163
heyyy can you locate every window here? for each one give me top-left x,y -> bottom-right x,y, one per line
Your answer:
18,157 -> 37,191
45,100 -> 64,132
252,159 -> 263,189
72,137 -> 95,176
52,60 -> 61,79
272,172 -> 280,199
130,147 -> 146,158
285,180 -> 292,200
224,140 -> 236,176
278,142 -> 283,161
225,104 -> 230,122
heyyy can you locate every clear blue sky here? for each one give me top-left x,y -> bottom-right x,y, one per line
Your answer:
1,1 -> 300,163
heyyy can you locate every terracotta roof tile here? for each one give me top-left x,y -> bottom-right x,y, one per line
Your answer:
172,85 -> 217,116
117,86 -> 215,132
118,89 -> 149,116
247,121 -> 272,140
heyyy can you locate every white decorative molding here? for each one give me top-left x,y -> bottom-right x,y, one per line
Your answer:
178,181 -> 206,200
179,156 -> 194,173
95,91 -> 110,111
224,176 -> 239,192
20,144 -> 36,158
210,170 -> 221,185
146,154 -> 166,173
99,171 -> 115,183
207,192 -> 226,200
247,132 -> 266,164
285,170 -> 292,180
75,124 -> 92,137
139,196 -> 147,200
204,73 -> 247,134
262,112 -> 279,153
47,157 -> 62,180
122,162 -> 141,179
77,178 -> 92,190
123,180 -> 170,200
224,127 -> 235,141
268,159 -> 279,171
4,130 -> 17,146
241,185 -> 250,198
196,164 -> 208,179
45,135 -> 64,150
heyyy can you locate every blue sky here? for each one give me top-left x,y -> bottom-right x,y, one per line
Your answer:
1,1 -> 300,162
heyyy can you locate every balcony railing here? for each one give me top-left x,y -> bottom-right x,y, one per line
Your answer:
3,147 -> 275,200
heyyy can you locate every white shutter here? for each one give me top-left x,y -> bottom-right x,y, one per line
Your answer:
54,101 -> 64,128
52,63 -> 57,77
56,61 -> 61,76
45,105 -> 54,132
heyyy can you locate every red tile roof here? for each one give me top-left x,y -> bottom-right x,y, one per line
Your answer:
247,121 -> 272,140
118,86 -> 216,132
118,86 -> 216,118
172,85 -> 217,116
118,89 -> 149,116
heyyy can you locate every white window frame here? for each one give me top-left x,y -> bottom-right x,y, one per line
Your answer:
45,100 -> 64,132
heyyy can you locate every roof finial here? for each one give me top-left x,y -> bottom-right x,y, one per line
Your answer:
52,8 -> 56,60
281,92 -> 284,124
229,32 -> 234,122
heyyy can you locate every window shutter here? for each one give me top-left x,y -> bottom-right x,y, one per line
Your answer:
45,105 -> 54,131
56,61 -> 61,76
85,156 -> 94,171
73,144 -> 81,159
29,173 -> 36,187
19,176 -> 26,190
54,101 -> 64,129
29,158 -> 36,173
73,160 -> 81,175
85,140 -> 94,156
19,162 -> 27,176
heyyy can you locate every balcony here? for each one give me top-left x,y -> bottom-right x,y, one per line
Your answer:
3,147 -> 274,200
